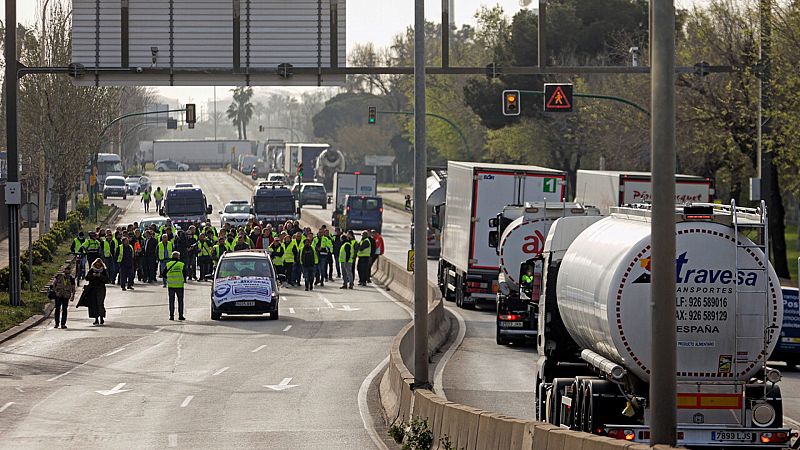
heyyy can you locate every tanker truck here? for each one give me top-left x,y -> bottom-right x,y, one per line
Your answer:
489,202 -> 600,345
314,148 -> 346,191
535,203 -> 789,448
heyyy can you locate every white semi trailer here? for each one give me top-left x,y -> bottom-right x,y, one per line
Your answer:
438,161 -> 567,309
535,203 -> 788,448
575,170 -> 714,214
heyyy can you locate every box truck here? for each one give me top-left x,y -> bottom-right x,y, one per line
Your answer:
575,170 -> 713,214
140,140 -> 259,169
331,172 -> 377,227
438,161 -> 566,309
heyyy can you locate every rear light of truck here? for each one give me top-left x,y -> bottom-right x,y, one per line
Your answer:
760,432 -> 790,444
379,207 -> 383,214
499,314 -> 522,321
606,429 -> 635,441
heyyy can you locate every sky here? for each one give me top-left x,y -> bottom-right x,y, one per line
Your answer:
0,0 -> 711,105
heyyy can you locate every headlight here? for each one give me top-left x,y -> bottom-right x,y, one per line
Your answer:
752,401 -> 776,427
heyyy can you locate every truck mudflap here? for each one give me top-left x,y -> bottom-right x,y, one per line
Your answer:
602,425 -> 792,447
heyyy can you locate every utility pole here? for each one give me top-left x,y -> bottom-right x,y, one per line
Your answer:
538,0 -> 547,67
38,0 -> 51,233
649,0 -> 677,445
413,0 -> 429,388
5,0 -> 23,306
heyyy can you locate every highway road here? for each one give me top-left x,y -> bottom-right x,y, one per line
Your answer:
0,171 -> 410,449
302,194 -> 800,427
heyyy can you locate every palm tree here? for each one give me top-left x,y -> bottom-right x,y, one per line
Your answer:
227,87 -> 255,140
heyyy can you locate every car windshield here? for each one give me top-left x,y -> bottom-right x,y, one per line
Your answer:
166,198 -> 205,215
304,186 -> 325,193
126,177 -> 141,183
215,258 -> 274,279
225,204 -> 250,214
255,197 -> 295,214
98,161 -> 123,174
106,178 -> 125,186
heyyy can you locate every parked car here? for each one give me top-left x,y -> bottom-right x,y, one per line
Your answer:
219,200 -> 255,227
211,250 -> 284,320
297,183 -> 328,209
155,160 -> 189,172
103,176 -> 128,199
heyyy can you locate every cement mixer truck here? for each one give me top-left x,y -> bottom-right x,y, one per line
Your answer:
488,202 -> 600,345
535,203 -> 789,448
315,148 -> 346,191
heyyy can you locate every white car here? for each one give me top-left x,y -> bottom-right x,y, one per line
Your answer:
125,175 -> 151,194
211,250 -> 284,320
266,173 -> 288,185
219,200 -> 254,227
155,160 -> 189,172
103,176 -> 128,199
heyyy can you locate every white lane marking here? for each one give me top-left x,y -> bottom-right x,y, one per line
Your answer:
212,367 -> 229,376
318,294 -> 335,309
15,387 -> 24,393
338,305 -> 360,312
264,377 -> 298,391
371,286 -> 413,316
282,325 -> 292,332
358,356 -> 391,450
433,305 -> 466,400
95,383 -> 131,396
289,307 -> 296,314
251,345 -> 267,353
103,347 -> 126,357
180,395 -> 194,408
0,402 -> 14,413
48,371 -> 73,382
168,434 -> 178,447
153,326 -> 165,334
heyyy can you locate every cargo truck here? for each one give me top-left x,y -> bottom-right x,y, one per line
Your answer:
252,182 -> 297,226
331,172 -> 377,227
438,161 -> 567,309
575,170 -> 714,214
535,202 -> 789,448
140,139 -> 259,169
489,202 -> 600,345
283,143 -> 329,183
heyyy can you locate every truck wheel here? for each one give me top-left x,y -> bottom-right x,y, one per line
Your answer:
496,326 -> 509,345
548,379 -> 572,426
270,310 -> 279,320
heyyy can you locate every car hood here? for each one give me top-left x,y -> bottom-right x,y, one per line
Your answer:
222,213 -> 252,219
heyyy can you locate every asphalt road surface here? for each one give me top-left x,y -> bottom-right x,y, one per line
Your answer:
301,196 -> 800,427
0,171 -> 410,449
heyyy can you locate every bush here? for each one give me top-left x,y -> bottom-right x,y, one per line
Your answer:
21,249 -> 44,266
39,234 -> 58,253
31,243 -> 52,262
76,194 -> 103,217
0,266 -> 10,291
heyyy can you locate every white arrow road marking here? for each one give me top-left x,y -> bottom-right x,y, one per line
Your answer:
180,396 -> 194,408
282,325 -> 292,332
95,383 -> 131,396
212,367 -> 229,376
0,402 -> 14,413
337,305 -> 360,312
264,377 -> 299,391
320,296 -> 335,309
251,345 -> 267,353
289,307 -> 296,314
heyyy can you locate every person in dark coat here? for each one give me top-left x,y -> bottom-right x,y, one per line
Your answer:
77,258 -> 109,326
117,236 -> 136,291
174,230 -> 191,278
143,229 -> 158,283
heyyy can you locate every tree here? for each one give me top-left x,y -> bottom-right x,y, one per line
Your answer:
227,87 -> 254,139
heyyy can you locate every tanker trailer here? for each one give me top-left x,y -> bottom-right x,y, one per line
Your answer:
488,202 -> 600,345
535,203 -> 788,448
315,148 -> 346,191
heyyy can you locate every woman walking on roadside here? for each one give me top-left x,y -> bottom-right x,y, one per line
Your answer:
77,258 -> 109,326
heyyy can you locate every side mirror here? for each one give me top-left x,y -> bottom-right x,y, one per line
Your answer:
488,230 -> 499,248
207,205 -> 213,214
218,211 -> 222,215
277,274 -> 287,283
488,217 -> 499,228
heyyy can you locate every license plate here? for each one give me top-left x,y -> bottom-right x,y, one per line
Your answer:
711,431 -> 754,442
235,301 -> 255,307
500,321 -> 524,328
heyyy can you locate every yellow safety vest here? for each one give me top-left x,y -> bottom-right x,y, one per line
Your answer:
357,239 -> 372,258
338,240 -> 351,263
282,242 -> 295,263
157,241 -> 173,261
165,260 -> 185,288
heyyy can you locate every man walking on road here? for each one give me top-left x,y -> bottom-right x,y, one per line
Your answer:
51,266 -> 76,328
142,230 -> 158,283
117,237 -> 135,291
157,234 -> 173,288
356,231 -> 372,287
339,233 -> 354,289
164,251 -> 187,320
154,187 -> 164,211
141,188 -> 152,213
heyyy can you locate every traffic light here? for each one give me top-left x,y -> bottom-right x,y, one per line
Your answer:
296,163 -> 303,178
185,103 -> 196,129
502,90 -> 520,116
368,106 -> 377,125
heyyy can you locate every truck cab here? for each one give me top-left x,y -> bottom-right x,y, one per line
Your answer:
340,195 -> 383,233
161,185 -> 212,230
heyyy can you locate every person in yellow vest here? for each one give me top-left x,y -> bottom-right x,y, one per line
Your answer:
224,233 -> 237,252
339,233 -> 354,289
356,231 -> 372,286
154,187 -> 164,211
195,234 -> 213,281
163,251 -> 186,321
300,236 -> 318,291
269,238 -> 285,279
141,188 -> 152,213
157,234 -> 174,288
282,234 -> 296,286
